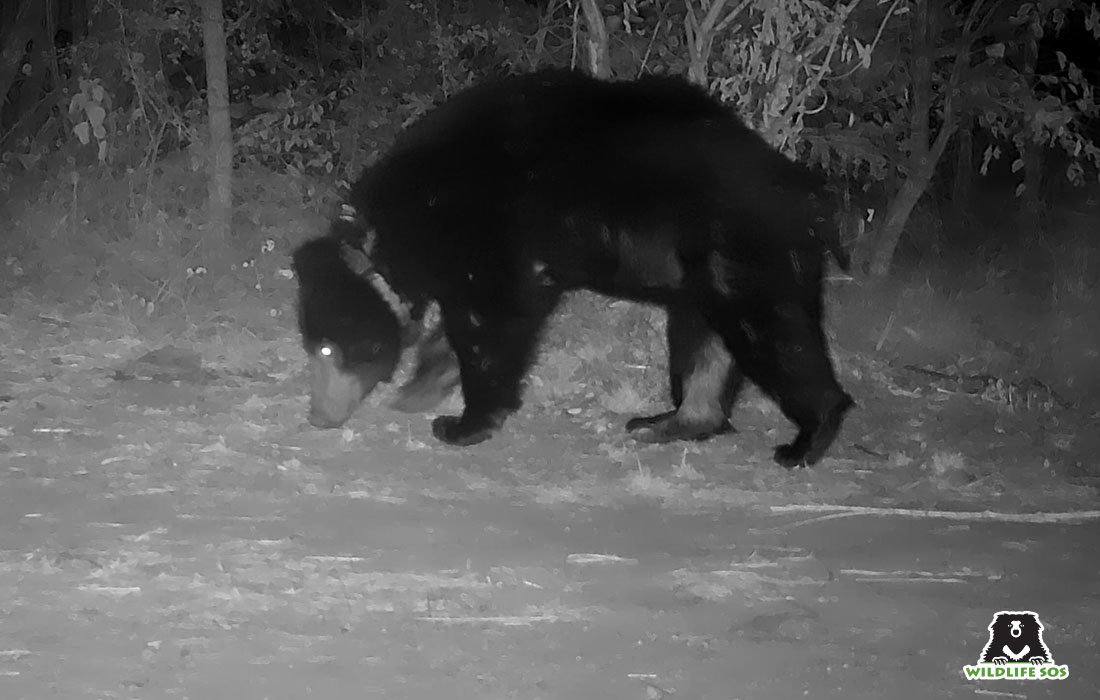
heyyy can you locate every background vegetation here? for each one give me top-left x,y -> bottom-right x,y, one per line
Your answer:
1,0 -> 1098,414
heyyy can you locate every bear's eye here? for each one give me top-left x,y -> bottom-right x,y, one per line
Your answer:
319,344 -> 335,358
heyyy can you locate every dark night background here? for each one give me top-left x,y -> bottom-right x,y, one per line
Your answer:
0,2 -> 1098,697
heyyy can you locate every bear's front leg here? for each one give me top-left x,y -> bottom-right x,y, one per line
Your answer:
392,320 -> 461,413
431,299 -> 556,446
431,413 -> 507,446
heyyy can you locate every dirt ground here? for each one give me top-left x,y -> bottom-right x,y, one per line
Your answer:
1,298 -> 1097,700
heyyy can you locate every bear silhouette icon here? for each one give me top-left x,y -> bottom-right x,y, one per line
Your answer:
979,611 -> 1054,666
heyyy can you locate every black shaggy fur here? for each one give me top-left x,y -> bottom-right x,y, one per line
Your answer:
292,69 -> 853,467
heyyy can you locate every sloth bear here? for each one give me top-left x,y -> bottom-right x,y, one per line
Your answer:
292,69 -> 853,468
979,611 -> 1054,666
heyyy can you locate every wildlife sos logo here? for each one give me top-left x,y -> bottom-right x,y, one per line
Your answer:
963,611 -> 1069,681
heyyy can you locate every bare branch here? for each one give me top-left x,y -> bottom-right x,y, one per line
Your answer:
835,0 -> 904,80
580,0 -> 611,77
792,0 -> 863,63
685,0 -> 699,49
698,0 -> 733,39
939,0 -> 983,136
777,1 -> 862,132
713,0 -> 754,36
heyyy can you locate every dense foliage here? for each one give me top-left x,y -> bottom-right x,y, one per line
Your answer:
0,0 -> 1097,275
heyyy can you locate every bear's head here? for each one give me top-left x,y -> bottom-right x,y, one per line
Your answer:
980,611 -> 1052,664
292,233 -> 405,428
991,612 -> 1043,641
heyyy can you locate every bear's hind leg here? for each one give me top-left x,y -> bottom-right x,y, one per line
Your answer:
709,298 -> 852,468
431,297 -> 558,446
627,304 -> 744,443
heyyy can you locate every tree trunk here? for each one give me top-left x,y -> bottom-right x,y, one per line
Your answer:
867,0 -> 958,277
869,0 -> 931,277
683,0 -> 734,87
907,0 -> 931,165
870,173 -> 931,276
201,0 -> 233,268
869,115 -> 958,278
